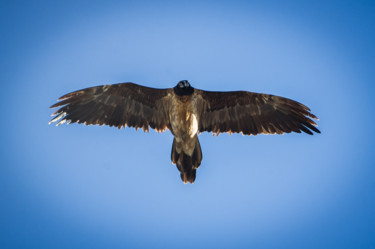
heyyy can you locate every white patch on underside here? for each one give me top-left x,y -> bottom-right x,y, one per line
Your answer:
189,113 -> 198,138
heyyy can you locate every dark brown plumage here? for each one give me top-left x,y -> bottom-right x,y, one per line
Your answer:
50,80 -> 320,183
195,90 -> 320,136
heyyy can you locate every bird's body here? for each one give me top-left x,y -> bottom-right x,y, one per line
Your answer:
170,94 -> 199,140
169,82 -> 202,182
50,80 -> 320,183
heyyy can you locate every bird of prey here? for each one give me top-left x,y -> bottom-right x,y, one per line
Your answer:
49,80 -> 320,183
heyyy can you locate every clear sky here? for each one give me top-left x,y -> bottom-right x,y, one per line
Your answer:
1,0 -> 374,248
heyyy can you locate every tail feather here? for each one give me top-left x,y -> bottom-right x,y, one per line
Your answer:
192,138 -> 202,169
171,136 -> 202,184
171,138 -> 179,166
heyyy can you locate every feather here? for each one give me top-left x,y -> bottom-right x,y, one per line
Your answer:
195,89 -> 320,136
49,82 -> 171,132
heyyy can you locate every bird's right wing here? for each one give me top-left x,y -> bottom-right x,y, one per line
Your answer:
49,82 -> 172,132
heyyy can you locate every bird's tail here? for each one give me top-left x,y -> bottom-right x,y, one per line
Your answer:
171,135 -> 202,184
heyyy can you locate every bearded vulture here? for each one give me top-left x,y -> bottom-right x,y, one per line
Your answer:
49,80 -> 320,183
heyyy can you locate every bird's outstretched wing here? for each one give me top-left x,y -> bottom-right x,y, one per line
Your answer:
195,89 -> 320,135
49,82 -> 172,132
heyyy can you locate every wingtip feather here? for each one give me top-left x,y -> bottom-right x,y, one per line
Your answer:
49,112 -> 66,124
57,90 -> 85,101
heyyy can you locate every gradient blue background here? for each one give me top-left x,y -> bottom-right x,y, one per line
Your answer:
1,1 -> 374,248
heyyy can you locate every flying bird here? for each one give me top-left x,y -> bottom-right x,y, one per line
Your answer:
49,80 -> 320,183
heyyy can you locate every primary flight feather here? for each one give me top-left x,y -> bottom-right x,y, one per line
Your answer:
50,80 -> 320,183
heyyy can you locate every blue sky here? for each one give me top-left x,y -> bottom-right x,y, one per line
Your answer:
1,0 -> 374,248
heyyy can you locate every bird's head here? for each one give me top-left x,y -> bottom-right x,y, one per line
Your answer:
177,80 -> 190,88
174,80 -> 194,96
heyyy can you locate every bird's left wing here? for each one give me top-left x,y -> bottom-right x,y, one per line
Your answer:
194,89 -> 320,135
49,82 -> 172,132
